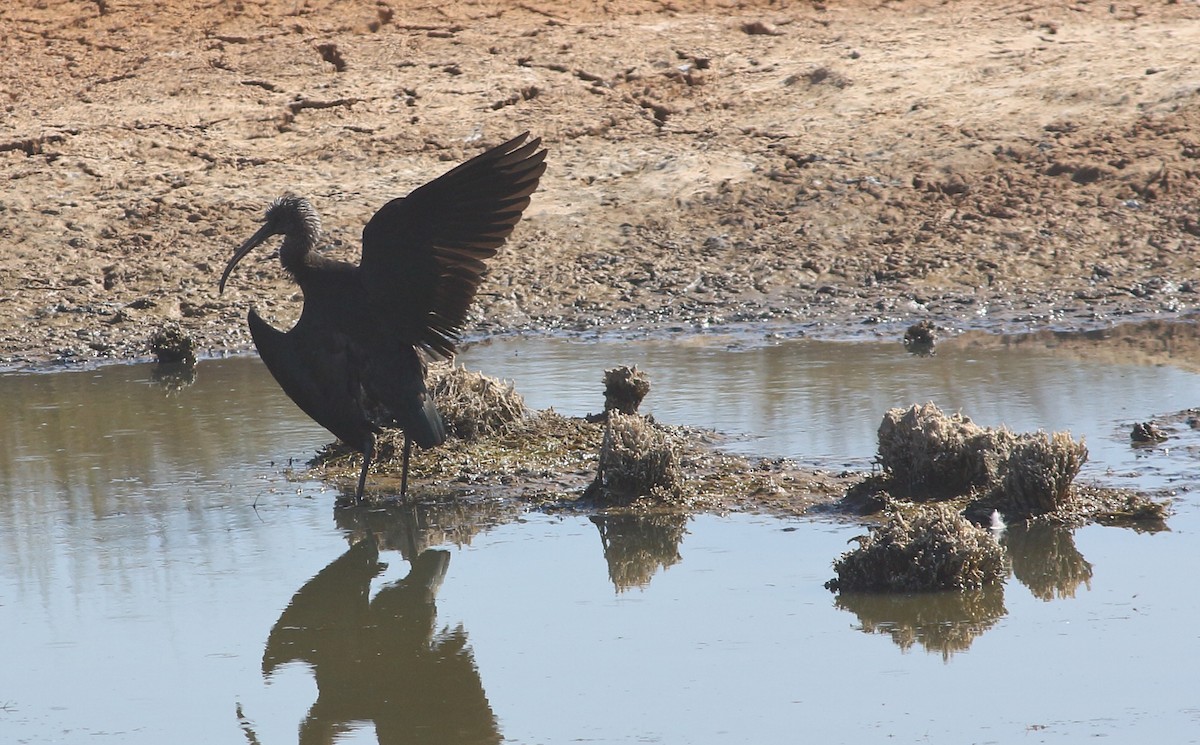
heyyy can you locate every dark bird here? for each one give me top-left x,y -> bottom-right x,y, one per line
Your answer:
218,133 -> 546,501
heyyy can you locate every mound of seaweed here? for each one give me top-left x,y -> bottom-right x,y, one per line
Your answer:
876,402 -> 1089,518
585,411 -> 684,506
826,504 -> 1007,593
427,363 -> 527,441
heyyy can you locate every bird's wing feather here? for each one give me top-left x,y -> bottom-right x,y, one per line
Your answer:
248,308 -> 378,452
359,132 -> 547,358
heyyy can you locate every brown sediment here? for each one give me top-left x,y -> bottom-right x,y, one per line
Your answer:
3,1 -> 1200,368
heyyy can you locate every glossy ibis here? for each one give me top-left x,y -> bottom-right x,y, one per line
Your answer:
218,133 -> 546,501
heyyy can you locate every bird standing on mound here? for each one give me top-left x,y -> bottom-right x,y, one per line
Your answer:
218,133 -> 546,501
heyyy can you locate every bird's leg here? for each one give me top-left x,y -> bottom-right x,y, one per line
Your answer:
400,435 -> 413,497
356,433 -> 376,503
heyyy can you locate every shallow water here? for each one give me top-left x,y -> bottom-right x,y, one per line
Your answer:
460,333 -> 1200,489
2,335 -> 1199,744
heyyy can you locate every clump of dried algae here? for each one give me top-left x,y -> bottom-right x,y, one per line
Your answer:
874,401 -> 1161,523
826,504 -> 1006,593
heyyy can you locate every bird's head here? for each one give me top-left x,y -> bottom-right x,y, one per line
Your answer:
218,195 -> 321,293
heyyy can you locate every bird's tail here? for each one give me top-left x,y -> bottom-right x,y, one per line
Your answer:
365,343 -> 447,449
406,386 -> 446,448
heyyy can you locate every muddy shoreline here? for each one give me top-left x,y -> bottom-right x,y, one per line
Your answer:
3,0 -> 1200,369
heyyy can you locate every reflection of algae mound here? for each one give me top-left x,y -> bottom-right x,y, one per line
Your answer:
833,584 -> 1006,660
877,402 -> 1087,518
310,365 -> 592,500
1004,522 -> 1093,601
826,504 -> 1006,593
586,412 -> 684,506
335,499 -> 524,560
590,513 -> 688,591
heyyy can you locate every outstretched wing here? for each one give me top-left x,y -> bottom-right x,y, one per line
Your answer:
248,308 -> 378,453
358,132 -> 547,358
251,300 -> 446,452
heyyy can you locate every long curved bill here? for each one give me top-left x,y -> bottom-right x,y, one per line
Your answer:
218,222 -> 276,294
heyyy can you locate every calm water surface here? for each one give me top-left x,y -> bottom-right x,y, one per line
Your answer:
2,336 -> 1199,744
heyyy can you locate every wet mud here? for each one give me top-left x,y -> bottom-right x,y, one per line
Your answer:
3,0 -> 1200,368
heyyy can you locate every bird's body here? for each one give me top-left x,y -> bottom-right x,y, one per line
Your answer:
219,133 -> 546,500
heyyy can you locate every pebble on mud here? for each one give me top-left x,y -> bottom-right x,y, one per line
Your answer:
148,323 -> 196,364
825,504 -> 1007,593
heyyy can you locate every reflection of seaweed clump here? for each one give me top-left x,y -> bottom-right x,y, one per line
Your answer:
876,402 -> 1089,518
1004,522 -> 1093,601
591,513 -> 688,591
826,505 -> 1006,593
427,364 -> 527,441
335,500 -> 525,559
587,412 -> 683,505
834,584 -> 1006,660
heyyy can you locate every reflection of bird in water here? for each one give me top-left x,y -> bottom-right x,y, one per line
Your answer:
218,134 -> 546,501
263,540 -> 499,744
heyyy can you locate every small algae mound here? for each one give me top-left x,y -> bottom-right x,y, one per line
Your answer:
875,402 -> 1089,519
307,362 -> 849,513
148,323 -> 196,364
587,365 -> 652,421
998,430 -> 1087,517
826,504 -> 1007,593
877,403 -> 992,497
312,408 -> 603,502
902,320 -> 937,356
585,411 -> 684,506
1130,421 -> 1169,445
427,363 -> 527,441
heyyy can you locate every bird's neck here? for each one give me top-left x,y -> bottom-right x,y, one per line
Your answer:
279,230 -> 319,279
